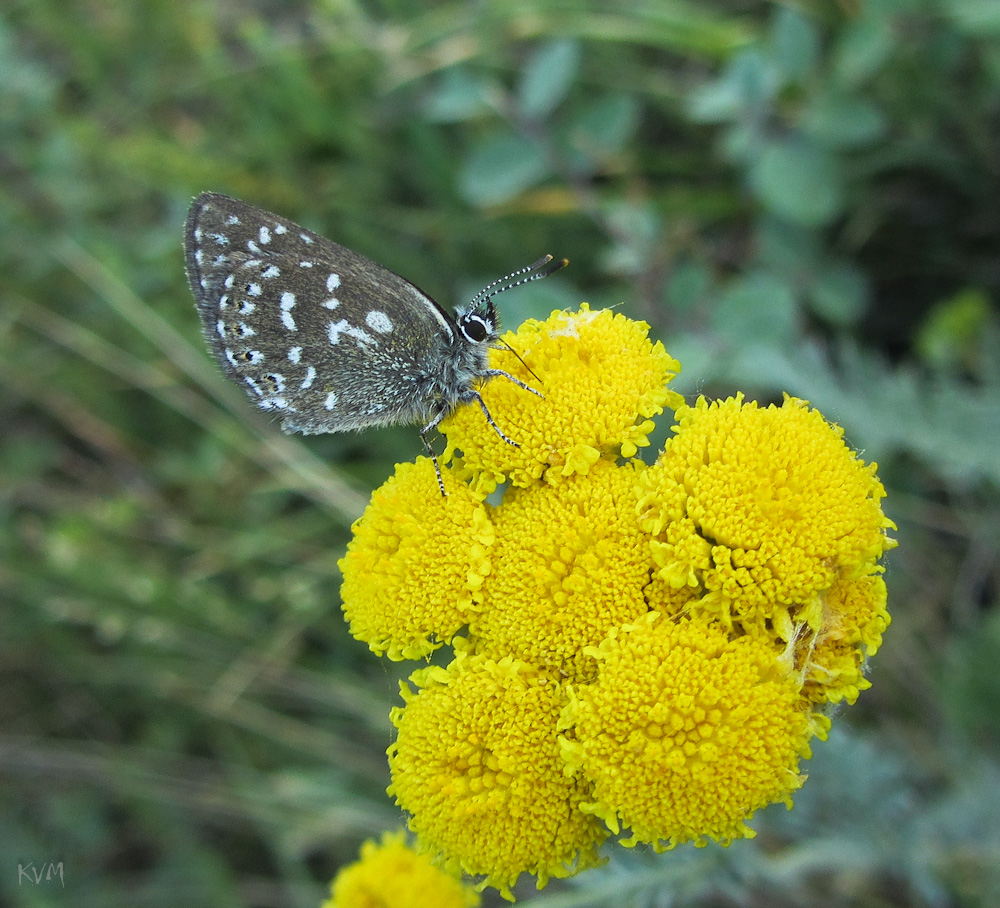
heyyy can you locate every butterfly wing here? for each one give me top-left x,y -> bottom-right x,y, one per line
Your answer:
185,193 -> 456,434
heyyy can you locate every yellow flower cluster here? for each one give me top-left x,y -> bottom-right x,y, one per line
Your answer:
338,306 -> 895,899
322,829 -> 479,908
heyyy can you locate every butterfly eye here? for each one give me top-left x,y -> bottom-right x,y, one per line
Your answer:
460,313 -> 491,343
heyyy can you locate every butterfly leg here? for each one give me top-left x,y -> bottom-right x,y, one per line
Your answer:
417,429 -> 446,496
467,390 -> 521,447
419,410 -> 448,496
484,369 -> 544,399
418,378 -> 532,496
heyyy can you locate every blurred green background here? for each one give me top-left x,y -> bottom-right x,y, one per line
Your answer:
3,0 -> 1000,905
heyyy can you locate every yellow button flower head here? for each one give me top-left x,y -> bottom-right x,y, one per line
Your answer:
440,305 -> 682,492
339,458 -> 492,661
637,394 -> 896,640
322,829 -> 480,908
559,611 -> 816,850
387,654 -> 607,900
471,459 -> 650,681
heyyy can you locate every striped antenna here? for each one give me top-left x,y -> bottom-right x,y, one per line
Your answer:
470,255 -> 568,308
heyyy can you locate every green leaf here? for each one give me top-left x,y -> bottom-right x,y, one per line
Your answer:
517,38 -> 581,121
712,269 -> 799,346
459,132 -> 550,206
665,260 -> 713,312
808,260 -> 870,327
750,137 -> 844,227
943,0 -> 1000,34
915,288 -> 993,369
942,611 -> 1000,747
756,217 -> 822,274
832,15 -> 896,86
569,92 -> 641,162
687,48 -> 778,122
422,67 -> 493,123
599,200 -> 663,274
770,7 -> 820,83
801,92 -> 887,149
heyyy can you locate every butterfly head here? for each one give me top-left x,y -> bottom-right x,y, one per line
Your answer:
452,254 -> 567,351
454,298 -> 498,348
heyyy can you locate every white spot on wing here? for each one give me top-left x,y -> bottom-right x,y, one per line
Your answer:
326,273 -> 341,292
366,310 -> 393,333
274,224 -> 287,235
237,300 -> 255,315
280,291 -> 297,331
262,265 -> 280,279
322,298 -> 340,310
351,325 -> 374,345
247,283 -> 262,297
328,320 -> 347,345
224,348 -> 238,366
299,261 -> 314,268
288,346 -> 302,363
259,226 -> 271,244
216,319 -> 226,338
327,319 -> 374,346
238,322 -> 255,337
300,365 -> 317,390
324,391 -> 337,410
224,274 -> 235,289
300,233 -> 314,244
246,240 -> 262,254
